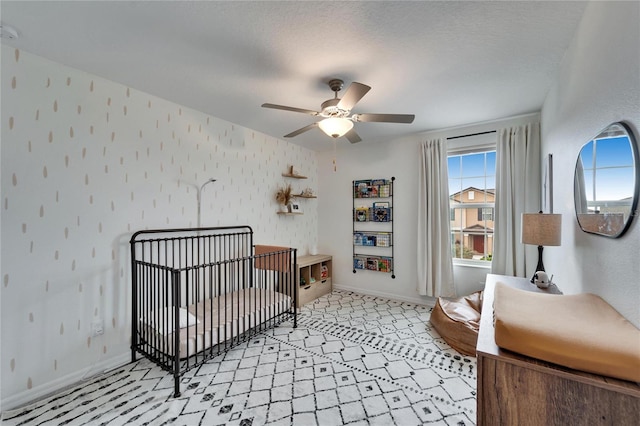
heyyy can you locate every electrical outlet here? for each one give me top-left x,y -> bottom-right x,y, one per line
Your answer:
91,320 -> 104,336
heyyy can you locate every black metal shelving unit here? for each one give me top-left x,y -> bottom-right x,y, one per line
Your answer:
352,177 -> 395,278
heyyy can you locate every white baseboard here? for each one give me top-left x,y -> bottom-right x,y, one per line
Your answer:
333,283 -> 436,308
1,353 -> 130,412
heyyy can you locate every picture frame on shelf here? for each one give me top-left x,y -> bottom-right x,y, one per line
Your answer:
289,201 -> 303,213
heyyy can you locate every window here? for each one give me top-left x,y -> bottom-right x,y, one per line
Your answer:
448,150 -> 496,263
478,207 -> 493,221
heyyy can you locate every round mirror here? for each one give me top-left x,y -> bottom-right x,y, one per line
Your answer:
574,122 -> 639,238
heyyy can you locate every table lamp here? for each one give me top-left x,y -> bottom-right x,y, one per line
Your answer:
521,211 -> 562,283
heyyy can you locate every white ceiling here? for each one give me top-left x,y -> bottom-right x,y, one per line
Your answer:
1,1 -> 588,152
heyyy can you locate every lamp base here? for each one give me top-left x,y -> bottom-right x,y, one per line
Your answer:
530,245 -> 545,283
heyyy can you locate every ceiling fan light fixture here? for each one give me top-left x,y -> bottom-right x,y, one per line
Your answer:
262,79 -> 413,143
318,117 -> 353,139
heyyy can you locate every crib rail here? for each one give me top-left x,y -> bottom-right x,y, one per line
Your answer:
130,226 -> 297,397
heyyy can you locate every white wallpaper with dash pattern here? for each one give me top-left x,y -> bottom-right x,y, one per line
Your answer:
0,46 -> 318,407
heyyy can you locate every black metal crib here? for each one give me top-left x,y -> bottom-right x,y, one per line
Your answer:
130,226 -> 297,397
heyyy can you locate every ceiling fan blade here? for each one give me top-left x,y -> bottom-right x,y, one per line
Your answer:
345,128 -> 362,144
262,103 -> 319,116
353,113 -> 415,123
284,122 -> 318,138
337,82 -> 371,110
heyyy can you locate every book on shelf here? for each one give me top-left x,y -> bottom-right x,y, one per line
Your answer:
377,258 -> 391,273
373,201 -> 389,209
376,233 -> 390,247
372,207 -> 390,222
366,258 -> 379,271
353,232 -> 364,245
353,256 -> 366,270
321,265 -> 328,279
354,207 -> 369,222
364,235 -> 377,246
354,180 -> 371,198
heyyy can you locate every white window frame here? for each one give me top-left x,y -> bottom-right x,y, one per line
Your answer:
448,139 -> 496,268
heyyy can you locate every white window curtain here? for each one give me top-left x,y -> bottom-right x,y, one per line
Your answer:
417,139 -> 455,297
491,123 -> 541,277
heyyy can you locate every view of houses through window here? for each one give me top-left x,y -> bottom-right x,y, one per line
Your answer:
448,150 -> 496,262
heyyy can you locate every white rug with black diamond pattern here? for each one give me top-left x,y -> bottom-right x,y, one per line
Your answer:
1,290 -> 477,426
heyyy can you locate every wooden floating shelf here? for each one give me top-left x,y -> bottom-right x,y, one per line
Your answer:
277,212 -> 304,215
282,173 -> 308,179
292,194 -> 317,199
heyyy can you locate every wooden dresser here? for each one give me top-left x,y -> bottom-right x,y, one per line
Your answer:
476,274 -> 640,425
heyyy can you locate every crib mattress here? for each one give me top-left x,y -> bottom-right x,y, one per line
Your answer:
142,288 -> 292,358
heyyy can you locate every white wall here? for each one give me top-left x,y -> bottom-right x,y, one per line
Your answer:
0,47 -> 318,408
318,113 -> 539,304
541,1 -> 640,327
318,135 -> 423,304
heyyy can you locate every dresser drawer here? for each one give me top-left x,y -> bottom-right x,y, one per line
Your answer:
298,278 -> 332,307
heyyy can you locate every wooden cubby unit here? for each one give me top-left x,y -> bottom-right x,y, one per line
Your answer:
296,254 -> 332,308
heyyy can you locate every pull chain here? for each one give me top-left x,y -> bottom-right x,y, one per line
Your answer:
333,139 -> 337,171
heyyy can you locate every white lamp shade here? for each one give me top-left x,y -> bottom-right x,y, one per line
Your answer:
521,213 -> 562,246
318,118 -> 353,138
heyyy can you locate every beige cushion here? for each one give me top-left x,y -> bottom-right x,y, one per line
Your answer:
494,282 -> 640,383
430,291 -> 483,356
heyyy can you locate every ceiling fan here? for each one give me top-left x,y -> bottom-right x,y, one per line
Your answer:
262,79 -> 415,143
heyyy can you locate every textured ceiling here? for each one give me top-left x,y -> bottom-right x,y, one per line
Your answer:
1,1 -> 588,151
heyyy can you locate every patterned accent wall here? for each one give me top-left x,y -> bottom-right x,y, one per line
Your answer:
1,46 -> 318,405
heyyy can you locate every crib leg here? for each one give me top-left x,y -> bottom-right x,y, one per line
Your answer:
174,373 -> 181,398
